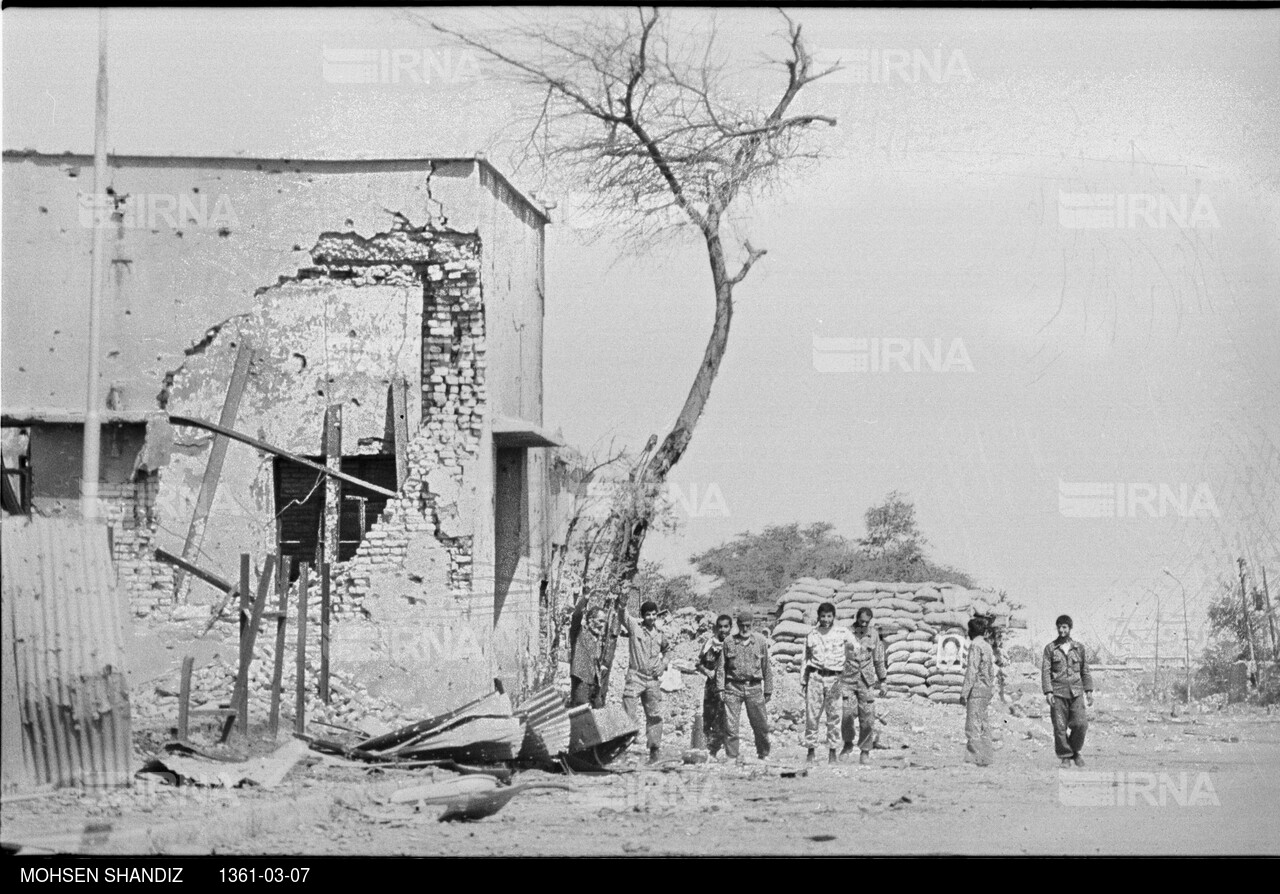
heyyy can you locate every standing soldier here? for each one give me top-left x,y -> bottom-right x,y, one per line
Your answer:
959,617 -> 995,767
697,614 -> 733,759
803,602 -> 852,764
1042,614 -> 1094,768
620,599 -> 671,764
840,607 -> 886,766
720,611 -> 772,763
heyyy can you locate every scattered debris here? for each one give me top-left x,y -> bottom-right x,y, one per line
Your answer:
138,738 -> 309,789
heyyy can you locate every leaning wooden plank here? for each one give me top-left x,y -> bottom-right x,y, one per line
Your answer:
153,549 -> 240,635
228,555 -> 274,740
169,414 -> 397,498
220,555 -> 253,743
171,339 -> 253,602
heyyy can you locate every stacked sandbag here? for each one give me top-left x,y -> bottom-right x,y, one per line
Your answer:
769,577 -> 840,673
771,579 -> 1028,697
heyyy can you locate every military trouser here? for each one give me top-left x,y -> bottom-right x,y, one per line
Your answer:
622,671 -> 664,749
964,695 -> 994,766
841,679 -> 878,753
804,672 -> 843,750
721,680 -> 770,759
1050,694 -> 1088,758
702,680 -> 728,756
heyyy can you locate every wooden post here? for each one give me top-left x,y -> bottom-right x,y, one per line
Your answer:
320,562 -> 331,704
172,340 -> 254,601
227,553 -> 251,739
177,656 -> 194,741
268,557 -> 292,737
295,563 -> 309,735
321,406 -> 342,569
392,377 -> 409,488
223,555 -> 275,741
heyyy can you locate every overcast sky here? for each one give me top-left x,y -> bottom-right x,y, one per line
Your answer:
4,7 -> 1278,646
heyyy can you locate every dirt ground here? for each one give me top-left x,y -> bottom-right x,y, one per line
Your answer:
242,705 -> 1279,856
5,679 -> 1278,856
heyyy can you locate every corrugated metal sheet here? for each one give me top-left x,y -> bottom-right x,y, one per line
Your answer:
514,685 -> 571,761
1,517 -> 132,791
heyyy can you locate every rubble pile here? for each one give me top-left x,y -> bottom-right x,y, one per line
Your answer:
769,578 -> 1026,703
130,625 -> 418,738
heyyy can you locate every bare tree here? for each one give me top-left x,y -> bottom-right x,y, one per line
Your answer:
429,7 -> 838,686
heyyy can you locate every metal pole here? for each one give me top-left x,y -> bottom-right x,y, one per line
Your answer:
1164,569 -> 1191,704
81,8 -> 109,520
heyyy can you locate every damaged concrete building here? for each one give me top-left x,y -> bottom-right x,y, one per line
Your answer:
1,151 -> 570,712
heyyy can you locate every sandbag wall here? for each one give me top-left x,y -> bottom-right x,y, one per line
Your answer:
770,578 -> 1024,704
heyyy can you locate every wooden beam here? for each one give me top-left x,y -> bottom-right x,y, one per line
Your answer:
172,340 -> 254,602
392,377 -> 409,488
177,656 -> 194,741
221,554 -> 252,743
222,555 -> 274,742
322,406 -> 342,569
269,557 -> 291,738
320,562 -> 331,705
295,564 -> 309,736
168,413 -> 397,499
152,548 -> 242,634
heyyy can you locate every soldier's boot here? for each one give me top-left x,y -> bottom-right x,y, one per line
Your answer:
1072,754 -> 1085,768
648,746 -> 661,764
806,748 -> 816,764
859,752 -> 871,767
828,748 -> 838,765
839,744 -> 855,761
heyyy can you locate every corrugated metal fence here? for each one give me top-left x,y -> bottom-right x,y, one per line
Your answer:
1,517 -> 132,791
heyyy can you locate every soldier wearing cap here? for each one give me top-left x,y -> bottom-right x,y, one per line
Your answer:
718,610 -> 773,762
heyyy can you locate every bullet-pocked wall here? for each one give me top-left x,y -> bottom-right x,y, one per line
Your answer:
1,152 -> 556,711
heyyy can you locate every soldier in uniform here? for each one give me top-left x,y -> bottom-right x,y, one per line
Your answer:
720,611 -> 773,763
1042,614 -> 1094,768
840,607 -> 886,766
619,600 -> 671,763
960,617 -> 995,767
696,614 -> 733,758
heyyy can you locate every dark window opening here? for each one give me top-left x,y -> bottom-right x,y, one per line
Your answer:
273,454 -> 397,567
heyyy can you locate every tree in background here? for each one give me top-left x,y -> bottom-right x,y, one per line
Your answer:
860,490 -> 926,565
689,494 -> 974,610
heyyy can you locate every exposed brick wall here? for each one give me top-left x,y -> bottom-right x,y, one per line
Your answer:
302,234 -> 485,613
99,473 -> 175,617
